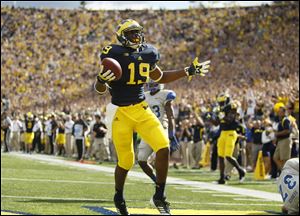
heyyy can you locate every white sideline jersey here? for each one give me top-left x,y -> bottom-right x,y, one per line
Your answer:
138,89 -> 176,161
144,89 -> 176,125
277,158 -> 299,215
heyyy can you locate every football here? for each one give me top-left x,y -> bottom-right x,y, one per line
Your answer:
101,57 -> 122,80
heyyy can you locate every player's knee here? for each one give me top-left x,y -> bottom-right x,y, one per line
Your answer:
156,147 -> 169,157
118,153 -> 135,170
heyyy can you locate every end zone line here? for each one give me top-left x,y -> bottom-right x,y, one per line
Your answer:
1,195 -> 282,206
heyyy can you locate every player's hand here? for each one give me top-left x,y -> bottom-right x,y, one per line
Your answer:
185,57 -> 211,77
169,132 -> 180,153
218,112 -> 225,120
97,65 -> 116,83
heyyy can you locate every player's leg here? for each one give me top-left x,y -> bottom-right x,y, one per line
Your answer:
112,109 -> 135,215
211,141 -> 218,171
280,138 -> 292,169
273,140 -> 287,171
224,131 -> 246,182
217,131 -> 226,183
138,140 -> 156,183
101,138 -> 111,161
135,107 -> 170,214
187,141 -> 196,169
193,140 -> 203,169
180,141 -> 188,167
262,143 -> 271,175
225,143 -> 239,180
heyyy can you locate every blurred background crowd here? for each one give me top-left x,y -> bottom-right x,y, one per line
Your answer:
1,2 -> 299,179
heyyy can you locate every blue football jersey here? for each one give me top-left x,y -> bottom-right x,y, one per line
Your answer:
100,44 -> 160,106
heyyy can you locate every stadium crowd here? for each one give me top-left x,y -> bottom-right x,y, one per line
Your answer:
1,3 -> 299,112
1,2 -> 299,180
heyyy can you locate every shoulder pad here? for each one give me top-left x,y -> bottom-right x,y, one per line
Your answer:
139,44 -> 160,64
100,44 -> 129,59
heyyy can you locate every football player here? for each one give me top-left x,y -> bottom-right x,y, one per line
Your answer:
94,19 -> 210,215
137,80 -> 179,183
215,94 -> 246,184
224,110 -> 247,180
277,158 -> 299,215
24,112 -> 35,154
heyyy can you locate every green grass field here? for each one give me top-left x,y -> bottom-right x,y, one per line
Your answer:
1,153 -> 283,215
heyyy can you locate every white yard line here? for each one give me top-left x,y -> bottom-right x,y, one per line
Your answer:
233,198 -> 275,202
1,195 -> 282,206
1,177 -> 133,185
212,194 -> 247,197
5,153 -> 282,202
174,187 -> 200,190
191,190 -> 221,194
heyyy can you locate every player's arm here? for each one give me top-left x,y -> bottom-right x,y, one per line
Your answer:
237,124 -> 247,140
165,94 -> 180,152
94,46 -> 117,95
165,101 -> 176,137
275,129 -> 290,137
275,119 -> 291,138
150,57 -> 211,83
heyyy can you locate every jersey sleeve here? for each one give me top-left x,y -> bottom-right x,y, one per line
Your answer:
100,44 -> 126,60
283,118 -> 291,130
100,45 -> 114,60
142,44 -> 160,71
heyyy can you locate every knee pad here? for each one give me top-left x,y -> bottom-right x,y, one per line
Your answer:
118,151 -> 135,170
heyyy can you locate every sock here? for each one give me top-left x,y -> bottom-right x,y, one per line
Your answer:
220,173 -> 225,180
154,182 -> 166,200
150,175 -> 157,184
114,188 -> 124,201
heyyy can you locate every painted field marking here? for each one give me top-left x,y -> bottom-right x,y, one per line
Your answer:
4,153 -> 283,202
212,194 -> 248,197
1,210 -> 31,215
173,187 -> 201,190
1,195 -> 282,206
83,206 -> 281,215
233,198 -> 276,202
1,177 -> 132,185
191,190 -> 222,193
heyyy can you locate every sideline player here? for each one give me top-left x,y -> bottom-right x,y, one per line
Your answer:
137,81 -> 179,183
94,19 -> 210,215
215,94 -> 246,184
